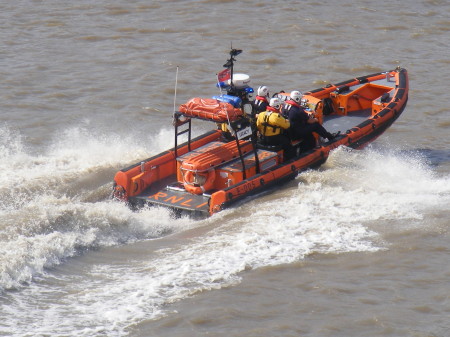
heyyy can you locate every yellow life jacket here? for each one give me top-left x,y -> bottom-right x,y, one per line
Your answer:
218,122 -> 229,132
256,109 -> 290,136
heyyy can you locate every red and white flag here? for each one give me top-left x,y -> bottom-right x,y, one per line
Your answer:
217,68 -> 231,83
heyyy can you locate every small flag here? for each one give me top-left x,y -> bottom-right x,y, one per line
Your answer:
217,68 -> 231,83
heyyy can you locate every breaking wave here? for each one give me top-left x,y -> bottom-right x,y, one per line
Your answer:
1,124 -> 449,336
0,124 -> 193,292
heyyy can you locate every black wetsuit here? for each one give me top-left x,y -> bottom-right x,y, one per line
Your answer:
253,96 -> 269,115
284,100 -> 333,149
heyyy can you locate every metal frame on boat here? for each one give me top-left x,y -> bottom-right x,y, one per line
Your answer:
112,50 -> 409,217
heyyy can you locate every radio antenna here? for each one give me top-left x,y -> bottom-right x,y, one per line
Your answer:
173,66 -> 179,114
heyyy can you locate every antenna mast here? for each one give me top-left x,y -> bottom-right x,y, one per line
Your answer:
223,45 -> 242,88
173,66 -> 179,114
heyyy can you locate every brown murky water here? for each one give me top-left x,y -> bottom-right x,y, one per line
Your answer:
1,0 -> 449,336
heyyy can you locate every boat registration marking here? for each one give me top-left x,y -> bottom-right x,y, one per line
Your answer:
235,180 -> 257,195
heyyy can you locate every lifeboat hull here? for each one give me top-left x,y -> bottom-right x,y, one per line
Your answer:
113,68 -> 408,217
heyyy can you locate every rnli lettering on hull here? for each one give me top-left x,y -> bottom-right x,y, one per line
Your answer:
147,190 -> 209,211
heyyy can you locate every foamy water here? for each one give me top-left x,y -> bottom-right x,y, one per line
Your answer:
0,124 -> 193,292
1,128 -> 449,336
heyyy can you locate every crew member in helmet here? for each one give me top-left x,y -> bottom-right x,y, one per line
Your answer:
256,97 -> 292,156
253,85 -> 270,115
284,90 -> 338,149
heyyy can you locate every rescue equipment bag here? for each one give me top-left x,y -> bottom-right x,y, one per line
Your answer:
179,97 -> 244,122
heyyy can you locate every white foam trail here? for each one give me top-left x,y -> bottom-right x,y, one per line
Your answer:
322,146 -> 450,217
0,125 -> 195,291
0,125 -> 24,159
0,197 -> 196,290
6,146 -> 450,336
2,129 -> 450,336
4,205 -> 379,337
0,126 -> 149,193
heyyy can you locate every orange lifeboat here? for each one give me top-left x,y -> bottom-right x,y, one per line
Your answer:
112,49 -> 409,217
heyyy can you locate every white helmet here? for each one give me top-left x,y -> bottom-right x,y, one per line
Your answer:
290,90 -> 302,103
257,85 -> 269,97
269,97 -> 282,110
